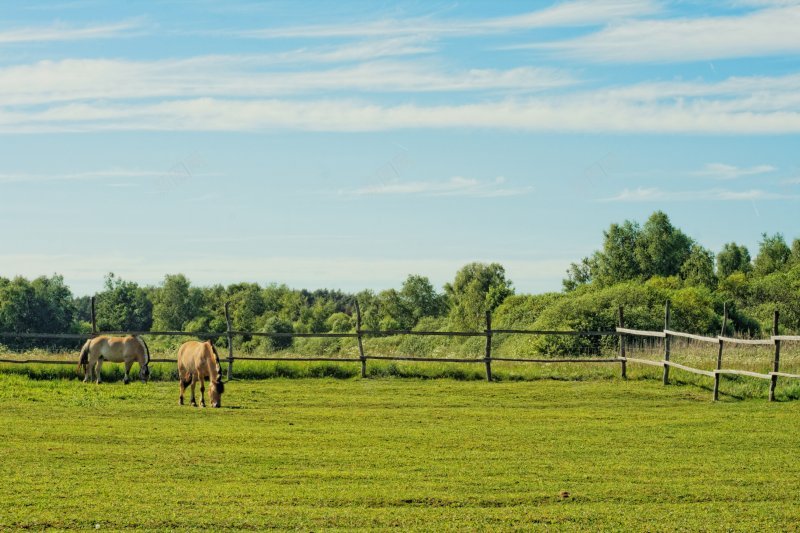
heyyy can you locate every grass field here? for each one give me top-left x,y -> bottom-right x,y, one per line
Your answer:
2,369 -> 800,531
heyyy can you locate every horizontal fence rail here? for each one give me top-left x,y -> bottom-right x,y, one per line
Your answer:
0,297 -> 797,401
616,306 -> 799,401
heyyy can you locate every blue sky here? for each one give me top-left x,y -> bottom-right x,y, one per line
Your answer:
1,0 -> 799,296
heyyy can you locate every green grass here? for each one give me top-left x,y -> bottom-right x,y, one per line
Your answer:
2,372 -> 800,531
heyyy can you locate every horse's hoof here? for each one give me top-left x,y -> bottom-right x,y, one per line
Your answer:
123,378 -> 130,385
179,398 -> 184,406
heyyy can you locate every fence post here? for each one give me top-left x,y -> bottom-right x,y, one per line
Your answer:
224,301 -> 234,381
618,305 -> 626,379
90,296 -> 97,336
662,300 -> 671,385
769,310 -> 781,402
713,303 -> 727,401
484,311 -> 493,382
355,301 -> 366,378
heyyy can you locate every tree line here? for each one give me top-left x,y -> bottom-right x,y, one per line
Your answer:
1,211 -> 798,355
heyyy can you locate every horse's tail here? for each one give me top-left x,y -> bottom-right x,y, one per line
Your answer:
136,335 -> 151,366
134,335 -> 151,378
77,339 -> 91,374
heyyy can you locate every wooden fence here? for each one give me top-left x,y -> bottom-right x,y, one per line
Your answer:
0,297 -> 798,401
618,301 -> 800,401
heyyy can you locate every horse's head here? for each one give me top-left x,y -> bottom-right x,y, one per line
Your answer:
210,379 -> 224,408
139,363 -> 150,383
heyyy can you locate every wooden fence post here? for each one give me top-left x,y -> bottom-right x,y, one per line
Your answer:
618,305 -> 626,379
713,303 -> 728,401
356,301 -> 366,378
769,310 -> 781,402
225,301 -> 234,380
662,300 -> 671,385
484,311 -> 493,382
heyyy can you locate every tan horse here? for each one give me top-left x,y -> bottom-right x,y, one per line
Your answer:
78,335 -> 151,384
177,340 -> 225,408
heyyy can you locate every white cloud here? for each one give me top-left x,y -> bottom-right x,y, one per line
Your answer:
534,5 -> 800,62
0,20 -> 141,43
349,176 -> 533,198
3,91 -> 800,134
0,168 -> 214,184
0,57 -> 575,106
602,187 -> 798,202
238,0 -> 659,39
692,163 -> 777,180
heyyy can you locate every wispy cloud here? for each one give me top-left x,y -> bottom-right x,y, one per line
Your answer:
0,168 -> 213,184
4,88 -> 800,134
533,4 -> 800,62
692,163 -> 777,180
602,187 -> 798,202
0,57 -> 575,106
238,0 -> 659,39
0,20 -> 141,43
348,176 -> 533,198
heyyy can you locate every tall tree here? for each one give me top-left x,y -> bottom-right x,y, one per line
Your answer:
716,242 -> 752,278
152,274 -> 201,331
593,221 -> 641,286
753,233 -> 791,276
445,263 -> 513,330
95,273 -> 153,331
0,275 -> 75,347
634,211 -> 693,279
680,245 -> 716,288
399,275 -> 447,323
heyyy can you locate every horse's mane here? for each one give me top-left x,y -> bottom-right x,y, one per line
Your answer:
208,339 -> 223,383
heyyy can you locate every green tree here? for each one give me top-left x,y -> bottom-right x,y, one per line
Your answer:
95,273 -> 153,331
563,255 -> 595,291
593,221 -> 641,286
152,274 -> 201,331
399,274 -> 447,323
790,238 -> 800,267
445,263 -> 513,330
261,316 -> 293,351
716,242 -> 752,278
680,245 -> 716,288
0,275 -> 75,348
634,211 -> 693,279
377,288 -> 413,330
753,233 -> 791,276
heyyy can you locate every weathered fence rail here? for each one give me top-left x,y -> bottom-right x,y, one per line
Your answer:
0,297 -> 797,401
617,304 -> 799,401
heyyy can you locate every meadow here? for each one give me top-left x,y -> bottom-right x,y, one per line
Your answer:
2,364 -> 800,531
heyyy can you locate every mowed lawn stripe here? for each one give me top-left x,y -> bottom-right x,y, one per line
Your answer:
1,375 -> 799,530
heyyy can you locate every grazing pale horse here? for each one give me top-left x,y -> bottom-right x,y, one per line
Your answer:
177,340 -> 225,408
77,335 -> 151,384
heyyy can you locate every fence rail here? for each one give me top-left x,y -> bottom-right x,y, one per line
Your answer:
617,306 -> 799,401
0,297 -> 797,401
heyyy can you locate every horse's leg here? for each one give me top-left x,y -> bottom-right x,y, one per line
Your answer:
84,353 -> 94,382
95,358 -> 104,384
190,375 -> 197,407
123,359 -> 132,385
200,379 -> 206,408
179,373 -> 186,405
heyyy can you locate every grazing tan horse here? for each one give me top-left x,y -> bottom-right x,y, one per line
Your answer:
78,335 -> 151,384
177,340 -> 225,408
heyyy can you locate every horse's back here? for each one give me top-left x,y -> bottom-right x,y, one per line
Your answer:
178,341 -> 210,376
91,335 -> 141,362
